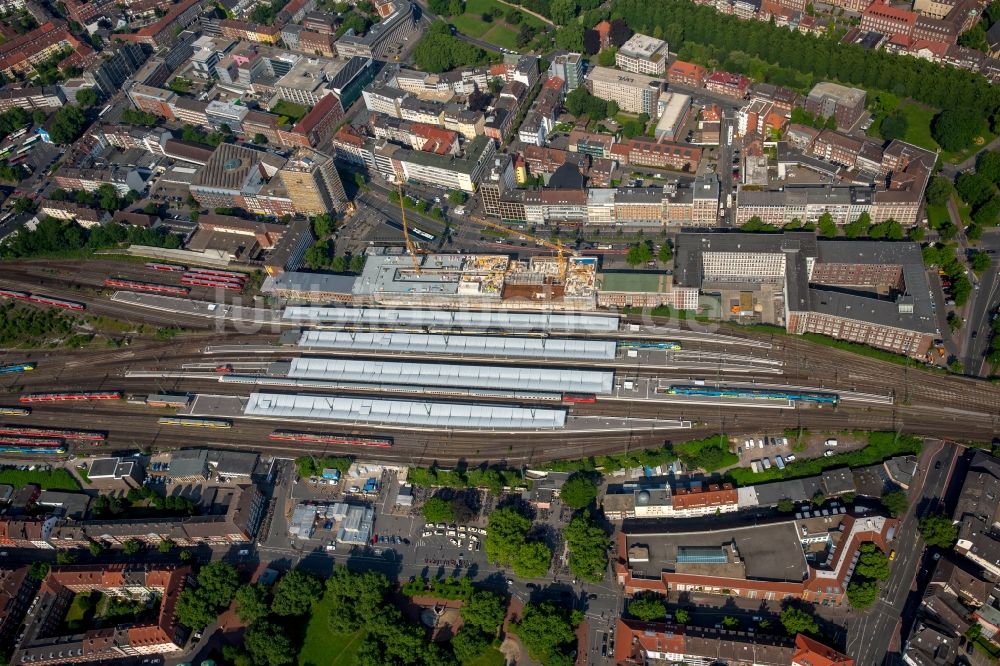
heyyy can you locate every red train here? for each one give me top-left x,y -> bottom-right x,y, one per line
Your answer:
104,278 -> 190,296
185,268 -> 247,281
0,288 -> 30,300
561,393 -> 597,404
19,391 -> 122,403
268,430 -> 393,448
145,263 -> 187,272
27,294 -> 86,311
0,426 -> 106,441
180,276 -> 244,291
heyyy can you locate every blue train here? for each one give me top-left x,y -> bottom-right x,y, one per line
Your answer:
662,385 -> 839,405
620,341 -> 682,351
0,362 -> 36,375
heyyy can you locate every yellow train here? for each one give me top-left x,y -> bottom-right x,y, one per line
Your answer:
157,416 -> 232,429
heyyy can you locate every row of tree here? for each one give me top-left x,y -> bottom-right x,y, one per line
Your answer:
609,0 -> 1000,136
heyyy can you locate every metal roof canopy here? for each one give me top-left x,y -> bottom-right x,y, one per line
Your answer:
287,357 -> 614,394
283,306 -> 619,333
244,392 -> 567,429
297,330 -> 617,360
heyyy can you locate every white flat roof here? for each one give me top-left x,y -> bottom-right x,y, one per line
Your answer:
287,357 -> 614,393
244,392 -> 567,429
297,330 -> 617,360
283,306 -> 619,333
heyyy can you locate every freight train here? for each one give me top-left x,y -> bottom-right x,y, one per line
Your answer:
104,278 -> 190,296
0,426 -> 105,441
661,385 -> 839,405
268,430 -> 393,448
19,391 -> 122,403
0,362 -> 36,375
158,416 -> 232,428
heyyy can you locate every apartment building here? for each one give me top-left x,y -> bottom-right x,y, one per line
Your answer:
363,85 -> 410,117
667,60 -> 707,87
0,86 -> 65,112
953,451 -> 1000,579
11,565 -> 189,665
586,66 -> 662,115
704,71 -> 750,98
603,483 -> 739,520
85,43 -> 149,97
549,52 -> 583,91
616,32 -> 669,75
613,138 -> 702,172
368,134 -> 496,192
0,21 -> 85,78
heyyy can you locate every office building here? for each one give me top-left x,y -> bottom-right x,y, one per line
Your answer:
615,32 -> 669,76
279,147 -> 348,215
586,66 -> 662,115
804,82 -> 867,131
549,52 -> 583,91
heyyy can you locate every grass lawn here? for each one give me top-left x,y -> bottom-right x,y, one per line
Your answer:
893,99 -> 996,164
449,0 -> 543,46
270,100 -> 309,122
297,592 -> 367,666
466,648 -> 506,666
957,200 -> 973,226
926,203 -> 950,229
0,468 -> 79,491
63,593 -> 92,625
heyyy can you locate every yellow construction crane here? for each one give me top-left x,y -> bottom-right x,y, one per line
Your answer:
470,217 -> 579,282
397,181 -> 421,275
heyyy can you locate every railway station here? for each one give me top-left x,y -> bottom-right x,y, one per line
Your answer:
242,392 -> 568,430
296,330 -> 618,361
282,306 -> 620,333
281,358 -> 615,395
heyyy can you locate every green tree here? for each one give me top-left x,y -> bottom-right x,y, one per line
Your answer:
675,608 -> 690,624
721,616 -> 739,628
626,240 -> 654,266
75,88 -> 98,108
158,538 -> 174,553
511,602 -> 577,665
926,176 -> 954,206
514,540 -> 553,579
245,620 -> 295,666
555,23 -> 585,52
88,541 -> 104,557
271,569 -> 322,616
919,513 -> 958,548
175,561 -> 240,629
560,473 -> 598,509
235,583 -> 271,624
972,196 -> 1000,226
855,543 -> 891,580
564,511 -> 610,582
448,190 -> 467,205
847,580 -> 879,609
658,241 -> 673,263
817,212 -> 838,238
485,506 -> 532,566
56,550 -> 77,565
452,628 -> 490,663
956,172 -> 994,208
880,490 -> 909,517
96,183 -> 120,211
628,594 -> 666,621
879,111 -> 908,141
977,150 -> 1000,184
779,607 -> 818,635
29,562 -> 50,581
844,211 -> 871,238
460,591 -> 507,635
598,47 -> 617,67
326,566 -> 391,633
179,549 -> 193,562
32,109 -> 47,124
49,105 -> 87,144
777,498 -> 795,513
550,0 -> 576,25
932,108 -> 986,152
423,496 -> 455,523
312,212 -> 334,237
349,254 -> 366,273
122,539 -> 140,556
253,132 -> 268,144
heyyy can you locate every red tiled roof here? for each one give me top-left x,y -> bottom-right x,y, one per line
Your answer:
793,634 -> 855,666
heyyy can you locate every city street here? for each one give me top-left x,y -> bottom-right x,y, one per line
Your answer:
961,230 -> 1000,375
845,440 -> 958,666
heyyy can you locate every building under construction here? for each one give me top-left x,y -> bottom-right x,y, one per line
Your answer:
350,252 -> 599,310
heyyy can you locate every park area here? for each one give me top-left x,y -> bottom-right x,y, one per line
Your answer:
876,99 -> 996,164
448,0 -> 547,49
